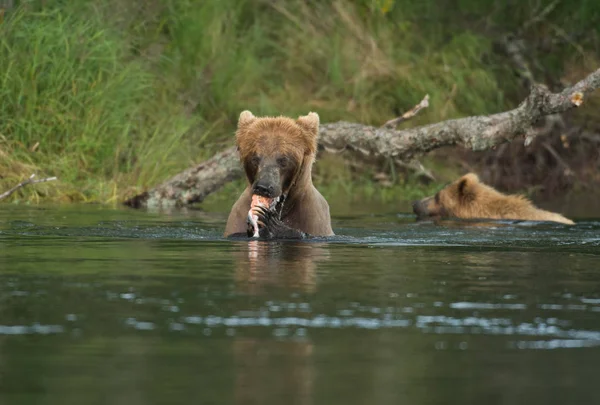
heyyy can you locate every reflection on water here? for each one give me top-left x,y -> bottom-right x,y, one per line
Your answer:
0,205 -> 600,404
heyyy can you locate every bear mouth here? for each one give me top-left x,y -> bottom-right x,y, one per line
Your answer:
247,194 -> 286,237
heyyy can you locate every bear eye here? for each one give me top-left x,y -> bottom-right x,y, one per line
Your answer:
251,155 -> 261,167
434,193 -> 440,204
277,156 -> 289,168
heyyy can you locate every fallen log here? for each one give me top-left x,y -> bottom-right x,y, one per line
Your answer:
124,146 -> 241,209
124,67 -> 600,209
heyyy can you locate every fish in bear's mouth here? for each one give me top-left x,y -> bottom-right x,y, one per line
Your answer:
247,194 -> 286,237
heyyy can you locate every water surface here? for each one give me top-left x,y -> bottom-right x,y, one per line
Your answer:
0,205 -> 599,405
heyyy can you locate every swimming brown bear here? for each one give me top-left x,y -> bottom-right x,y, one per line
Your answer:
412,173 -> 574,225
224,111 -> 334,239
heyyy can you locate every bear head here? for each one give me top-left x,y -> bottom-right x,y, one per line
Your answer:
412,173 -> 483,219
235,110 -> 319,202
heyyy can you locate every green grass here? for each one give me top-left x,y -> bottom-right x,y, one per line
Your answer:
0,0 -> 598,205
0,3 -> 196,203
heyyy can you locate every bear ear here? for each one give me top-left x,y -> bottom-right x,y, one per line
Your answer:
296,112 -> 320,135
462,173 -> 480,183
457,173 -> 479,199
238,110 -> 256,129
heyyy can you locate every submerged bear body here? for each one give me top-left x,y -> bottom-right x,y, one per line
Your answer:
224,111 -> 334,239
413,173 -> 574,225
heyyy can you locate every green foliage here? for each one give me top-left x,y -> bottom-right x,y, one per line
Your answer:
0,0 -> 597,204
0,2 -> 196,202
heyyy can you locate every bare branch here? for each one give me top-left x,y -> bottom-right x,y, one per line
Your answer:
124,147 -> 241,208
390,159 -> 436,183
524,112 -> 565,146
380,94 -> 433,181
501,34 -> 536,88
541,141 -> 574,176
124,68 -> 600,209
383,94 -> 429,128
520,0 -> 561,35
0,174 -> 58,201
502,0 -> 561,88
319,68 -> 599,161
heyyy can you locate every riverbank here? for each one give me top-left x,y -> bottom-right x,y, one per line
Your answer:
1,1 -> 598,205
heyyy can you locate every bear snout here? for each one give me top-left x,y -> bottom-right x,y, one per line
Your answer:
412,200 -> 423,215
412,199 -> 431,218
253,183 -> 276,198
252,164 -> 283,198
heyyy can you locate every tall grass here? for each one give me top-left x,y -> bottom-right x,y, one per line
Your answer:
0,3 -> 196,202
0,0 -> 598,204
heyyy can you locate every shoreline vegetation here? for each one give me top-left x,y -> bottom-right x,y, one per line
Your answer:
0,0 -> 598,207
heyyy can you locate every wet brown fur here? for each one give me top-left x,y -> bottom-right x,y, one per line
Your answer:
413,173 -> 574,225
224,111 -> 334,237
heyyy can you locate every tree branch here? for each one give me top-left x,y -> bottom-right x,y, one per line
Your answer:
124,68 -> 600,209
383,94 -> 430,128
520,0 -> 562,34
124,146 -> 241,208
0,174 -> 58,201
501,34 -> 536,88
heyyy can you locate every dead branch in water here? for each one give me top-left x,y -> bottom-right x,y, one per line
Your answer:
0,174 -> 58,201
125,68 -> 600,209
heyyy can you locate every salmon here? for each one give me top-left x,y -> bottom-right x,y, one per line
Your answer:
247,195 -> 277,237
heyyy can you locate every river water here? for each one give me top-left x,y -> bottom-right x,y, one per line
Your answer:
0,204 -> 599,404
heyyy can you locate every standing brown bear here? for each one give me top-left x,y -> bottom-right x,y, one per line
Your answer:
224,111 -> 334,239
412,173 -> 574,225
